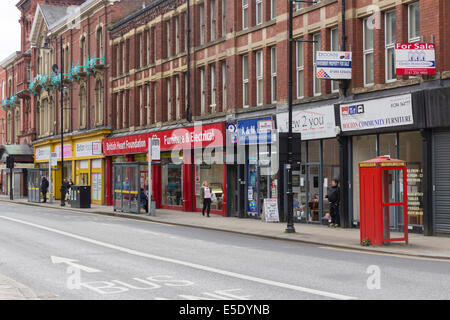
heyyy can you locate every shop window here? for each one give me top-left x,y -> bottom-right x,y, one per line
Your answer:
399,131 -> 423,227
308,140 -> 320,163
195,156 -> 225,212
161,153 -> 183,207
323,139 -> 340,220
352,135 -> 377,221
379,133 -> 397,157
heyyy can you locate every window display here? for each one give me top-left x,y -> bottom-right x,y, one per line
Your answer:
161,161 -> 183,207
399,131 -> 423,227
195,163 -> 224,211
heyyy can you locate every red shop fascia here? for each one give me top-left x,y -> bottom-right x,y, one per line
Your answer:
102,122 -> 227,216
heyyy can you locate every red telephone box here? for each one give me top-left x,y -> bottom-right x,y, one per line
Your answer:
359,156 -> 409,246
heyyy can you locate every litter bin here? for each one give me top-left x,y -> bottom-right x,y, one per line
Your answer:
70,186 -> 91,209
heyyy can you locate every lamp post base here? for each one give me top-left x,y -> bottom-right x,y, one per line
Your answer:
285,226 -> 296,233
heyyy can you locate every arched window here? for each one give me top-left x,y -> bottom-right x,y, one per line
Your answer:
6,112 -> 11,144
15,109 -> 20,142
95,80 -> 104,125
79,86 -> 86,128
49,97 -> 54,135
63,92 -> 70,132
96,27 -> 103,58
42,98 -> 48,135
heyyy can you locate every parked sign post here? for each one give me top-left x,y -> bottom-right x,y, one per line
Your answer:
395,43 -> 436,75
50,152 -> 57,203
147,137 -> 160,216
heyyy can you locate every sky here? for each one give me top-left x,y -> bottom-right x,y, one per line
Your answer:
0,0 -> 21,63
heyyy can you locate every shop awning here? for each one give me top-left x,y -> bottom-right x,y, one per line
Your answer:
0,144 -> 34,163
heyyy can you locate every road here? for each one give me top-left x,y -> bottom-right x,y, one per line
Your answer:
0,202 -> 449,300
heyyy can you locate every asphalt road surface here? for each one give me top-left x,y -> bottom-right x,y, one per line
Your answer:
0,202 -> 449,300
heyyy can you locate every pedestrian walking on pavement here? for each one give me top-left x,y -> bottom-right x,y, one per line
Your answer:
40,177 -> 49,203
201,181 -> 212,217
327,178 -> 340,228
140,188 -> 149,213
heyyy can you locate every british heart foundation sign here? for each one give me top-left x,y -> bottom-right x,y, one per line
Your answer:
103,123 -> 225,156
395,43 -> 436,75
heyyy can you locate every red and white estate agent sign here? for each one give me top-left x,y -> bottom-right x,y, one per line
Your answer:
395,43 -> 436,75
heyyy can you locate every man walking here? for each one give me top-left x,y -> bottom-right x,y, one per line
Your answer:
41,177 -> 49,203
327,178 -> 340,228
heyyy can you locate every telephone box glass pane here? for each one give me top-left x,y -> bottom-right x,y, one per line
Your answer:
382,170 -> 404,204
383,205 -> 405,240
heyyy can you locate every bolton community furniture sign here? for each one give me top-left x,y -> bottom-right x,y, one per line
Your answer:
340,94 -> 414,132
395,43 -> 436,75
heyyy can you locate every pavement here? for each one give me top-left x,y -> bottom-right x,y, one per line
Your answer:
1,196 -> 450,261
0,274 -> 38,300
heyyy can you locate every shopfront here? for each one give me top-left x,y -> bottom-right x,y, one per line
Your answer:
277,104 -> 339,224
339,93 -> 426,233
33,130 -> 110,204
103,122 -> 227,215
236,117 -> 277,219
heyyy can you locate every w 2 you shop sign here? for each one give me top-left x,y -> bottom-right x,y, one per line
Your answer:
395,43 -> 436,75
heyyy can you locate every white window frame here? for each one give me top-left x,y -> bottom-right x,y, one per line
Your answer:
242,0 -> 249,30
330,27 -> 340,92
167,79 -> 172,121
139,33 -> 143,68
385,10 -> 397,83
139,86 -> 144,126
296,40 -> 304,99
210,64 -> 216,113
222,0 -> 226,36
363,18 -> 374,87
146,85 -> 151,125
271,47 -> 277,103
200,68 -> 206,114
270,0 -> 276,20
256,0 -> 263,26
256,50 -> 263,106
166,21 -> 171,57
408,2 -> 420,43
175,76 -> 180,120
175,17 -> 180,55
313,33 -> 322,96
222,61 -> 227,109
211,0 -> 216,41
242,55 -> 249,108
200,4 -> 205,45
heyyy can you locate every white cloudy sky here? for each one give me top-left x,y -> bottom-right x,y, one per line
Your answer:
0,0 -> 21,63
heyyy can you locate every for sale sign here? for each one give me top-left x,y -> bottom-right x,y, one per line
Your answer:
395,43 -> 436,75
316,51 -> 352,80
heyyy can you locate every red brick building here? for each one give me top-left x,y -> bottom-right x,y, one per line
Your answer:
102,0 -> 450,236
16,0 -> 154,203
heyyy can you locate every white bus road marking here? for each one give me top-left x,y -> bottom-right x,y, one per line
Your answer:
51,256 -> 102,273
0,215 -> 357,300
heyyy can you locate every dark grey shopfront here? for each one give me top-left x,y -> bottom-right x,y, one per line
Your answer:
427,86 -> 450,235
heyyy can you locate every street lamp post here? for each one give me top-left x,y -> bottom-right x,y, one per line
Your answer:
186,0 -> 192,123
285,0 -> 317,233
52,35 -> 65,207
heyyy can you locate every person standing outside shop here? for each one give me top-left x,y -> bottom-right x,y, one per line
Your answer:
41,177 -> 49,203
201,181 -> 212,217
327,179 -> 340,228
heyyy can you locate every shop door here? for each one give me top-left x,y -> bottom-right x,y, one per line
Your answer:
433,130 -> 450,235
227,165 -> 239,217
